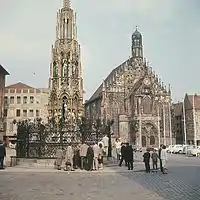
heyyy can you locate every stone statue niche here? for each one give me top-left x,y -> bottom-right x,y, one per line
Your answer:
62,96 -> 68,119
62,59 -> 68,78
53,61 -> 58,77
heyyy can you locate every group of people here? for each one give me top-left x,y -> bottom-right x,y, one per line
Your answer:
143,144 -> 168,174
114,138 -> 168,174
55,139 -> 108,171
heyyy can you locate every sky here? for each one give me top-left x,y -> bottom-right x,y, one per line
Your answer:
0,0 -> 200,102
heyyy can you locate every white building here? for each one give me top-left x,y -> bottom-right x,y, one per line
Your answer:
4,82 -> 49,137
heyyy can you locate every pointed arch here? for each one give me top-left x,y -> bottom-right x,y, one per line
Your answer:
73,93 -> 79,114
142,95 -> 153,114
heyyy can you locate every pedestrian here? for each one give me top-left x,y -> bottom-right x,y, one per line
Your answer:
98,143 -> 104,169
143,148 -> 150,173
93,142 -> 100,170
0,140 -> 6,169
55,148 -> 63,170
79,142 -> 88,170
126,143 -> 134,170
119,143 -> 127,167
160,145 -> 168,174
64,143 -> 74,171
73,144 -> 80,169
158,144 -> 164,173
151,149 -> 159,170
115,138 -> 121,161
102,135 -> 109,157
86,144 -> 94,171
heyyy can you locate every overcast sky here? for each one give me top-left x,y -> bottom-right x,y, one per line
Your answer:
0,0 -> 200,101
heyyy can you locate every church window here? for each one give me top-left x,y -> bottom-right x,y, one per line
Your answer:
135,39 -> 139,46
136,48 -> 139,56
142,95 -> 152,114
133,49 -> 136,56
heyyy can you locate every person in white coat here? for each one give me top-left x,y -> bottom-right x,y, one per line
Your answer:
102,135 -> 109,156
114,138 -> 122,161
160,145 -> 168,174
64,144 -> 74,171
93,142 -> 100,170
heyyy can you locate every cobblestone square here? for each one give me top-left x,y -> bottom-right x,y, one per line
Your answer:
1,154 -> 200,200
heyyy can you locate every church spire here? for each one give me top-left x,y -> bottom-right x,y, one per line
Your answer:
131,26 -> 143,59
63,0 -> 70,8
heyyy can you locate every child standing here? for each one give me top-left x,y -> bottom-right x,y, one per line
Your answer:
151,149 -> 159,170
143,148 -> 150,173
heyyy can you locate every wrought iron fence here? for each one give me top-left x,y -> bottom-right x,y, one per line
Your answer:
15,117 -> 113,158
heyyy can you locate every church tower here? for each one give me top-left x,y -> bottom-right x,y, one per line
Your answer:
48,0 -> 84,123
131,27 -> 143,59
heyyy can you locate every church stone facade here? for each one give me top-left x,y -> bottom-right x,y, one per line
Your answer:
85,29 -> 175,147
48,0 -> 84,122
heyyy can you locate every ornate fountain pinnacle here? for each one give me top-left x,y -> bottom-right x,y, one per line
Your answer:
63,0 -> 70,8
168,84 -> 171,93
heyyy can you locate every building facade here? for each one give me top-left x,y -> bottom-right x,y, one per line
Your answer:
4,82 -> 49,137
85,29 -> 175,147
0,65 -> 9,139
172,102 -> 184,144
48,0 -> 84,123
183,94 -> 200,146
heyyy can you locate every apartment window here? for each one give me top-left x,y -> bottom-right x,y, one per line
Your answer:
10,96 -> 14,104
16,109 -> 20,117
30,96 -> 34,103
17,96 -> 21,104
23,96 -> 27,104
36,110 -> 40,117
29,110 -> 34,117
4,96 -> 8,105
4,109 -> 7,117
23,110 -> 27,117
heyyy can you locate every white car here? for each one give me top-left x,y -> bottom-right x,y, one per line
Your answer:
170,145 -> 183,154
191,147 -> 200,156
173,145 -> 184,154
166,145 -> 174,153
183,145 -> 195,155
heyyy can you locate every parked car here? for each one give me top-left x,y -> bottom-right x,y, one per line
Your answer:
168,145 -> 183,153
191,147 -> 200,156
173,145 -> 184,154
183,145 -> 195,154
166,145 -> 174,153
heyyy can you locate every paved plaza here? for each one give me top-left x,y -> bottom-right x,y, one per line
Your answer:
0,154 -> 200,200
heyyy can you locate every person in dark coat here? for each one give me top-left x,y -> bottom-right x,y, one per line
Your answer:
158,144 -> 163,173
151,149 -> 159,170
126,143 -> 134,170
86,144 -> 94,171
143,148 -> 150,173
119,143 -> 127,167
0,140 -> 6,169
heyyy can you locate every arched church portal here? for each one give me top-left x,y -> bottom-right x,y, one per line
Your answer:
142,123 -> 157,147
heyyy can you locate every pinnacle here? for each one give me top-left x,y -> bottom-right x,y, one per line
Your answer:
63,0 -> 70,8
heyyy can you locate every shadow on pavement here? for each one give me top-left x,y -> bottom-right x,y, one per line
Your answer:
118,165 -> 200,200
